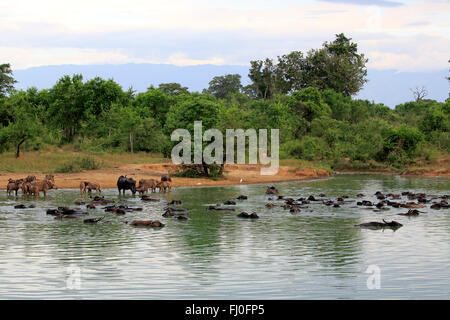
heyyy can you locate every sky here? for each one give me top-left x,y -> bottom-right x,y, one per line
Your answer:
1,0 -> 449,72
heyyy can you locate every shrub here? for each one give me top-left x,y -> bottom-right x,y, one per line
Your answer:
55,156 -> 103,173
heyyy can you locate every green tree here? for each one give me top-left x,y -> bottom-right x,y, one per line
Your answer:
274,51 -> 306,94
303,33 -> 368,96
132,87 -> 170,126
158,83 -> 189,96
0,90 -> 42,157
289,87 -> 331,135
247,58 -> 277,99
203,74 -> 243,99
47,74 -> 85,142
0,63 -> 16,98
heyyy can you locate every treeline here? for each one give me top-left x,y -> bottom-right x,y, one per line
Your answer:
0,34 -> 449,169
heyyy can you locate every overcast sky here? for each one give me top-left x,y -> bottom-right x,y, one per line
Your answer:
1,0 -> 449,71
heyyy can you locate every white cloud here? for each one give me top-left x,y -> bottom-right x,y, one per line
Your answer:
1,0 -> 449,71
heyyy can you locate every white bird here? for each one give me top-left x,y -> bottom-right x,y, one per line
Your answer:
197,182 -> 202,185
240,178 -> 243,183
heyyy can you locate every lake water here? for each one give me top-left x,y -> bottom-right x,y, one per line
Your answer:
0,174 -> 449,299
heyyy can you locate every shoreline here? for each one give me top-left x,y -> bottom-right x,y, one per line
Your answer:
0,163 -> 332,190
1,162 -> 449,190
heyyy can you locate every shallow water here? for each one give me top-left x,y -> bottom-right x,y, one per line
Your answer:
0,174 -> 449,299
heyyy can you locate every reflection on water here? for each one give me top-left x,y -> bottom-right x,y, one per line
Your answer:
0,174 -> 449,299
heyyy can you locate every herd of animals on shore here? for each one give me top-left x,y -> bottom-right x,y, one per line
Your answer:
3,174 -> 449,230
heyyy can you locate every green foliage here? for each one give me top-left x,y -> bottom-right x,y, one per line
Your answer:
247,33 -> 367,98
0,63 -> 17,98
203,74 -> 243,99
158,83 -> 189,96
55,156 -> 103,173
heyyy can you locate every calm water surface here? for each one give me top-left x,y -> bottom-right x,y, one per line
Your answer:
0,174 -> 449,299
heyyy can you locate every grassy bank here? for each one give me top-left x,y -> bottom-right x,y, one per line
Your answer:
0,146 -> 165,173
0,145 -> 448,176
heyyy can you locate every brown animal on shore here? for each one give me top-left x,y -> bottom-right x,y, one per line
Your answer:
79,181 -> 101,194
30,179 -> 56,197
45,174 -> 55,183
25,175 -> 36,183
86,182 -> 101,194
6,179 -> 23,196
80,181 -> 88,193
138,179 -> 157,194
21,182 -> 32,196
157,180 -> 172,192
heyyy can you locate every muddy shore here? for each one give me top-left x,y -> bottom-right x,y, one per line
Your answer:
0,163 -> 331,190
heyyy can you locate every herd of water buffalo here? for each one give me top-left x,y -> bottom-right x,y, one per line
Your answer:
6,174 -> 173,197
4,175 -> 449,230
262,185 -> 449,229
5,173 -> 174,227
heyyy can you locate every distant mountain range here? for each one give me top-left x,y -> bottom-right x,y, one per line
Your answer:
12,63 -> 449,108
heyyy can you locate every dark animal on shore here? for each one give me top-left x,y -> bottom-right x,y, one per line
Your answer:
117,176 -> 136,195
161,174 -> 172,182
237,212 -> 259,219
266,186 -> 279,195
130,220 -> 165,227
169,200 -> 182,205
223,200 -> 236,205
236,195 -> 248,200
355,219 -> 403,229
156,181 -> 172,192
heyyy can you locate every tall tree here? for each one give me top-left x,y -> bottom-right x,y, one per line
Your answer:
247,58 -> 277,99
203,74 -> 243,99
303,33 -> 368,96
0,63 -> 17,98
158,83 -> 189,96
47,74 -> 85,142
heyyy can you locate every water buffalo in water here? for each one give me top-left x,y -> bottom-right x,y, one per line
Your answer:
117,175 -> 136,195
355,219 -> 403,229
